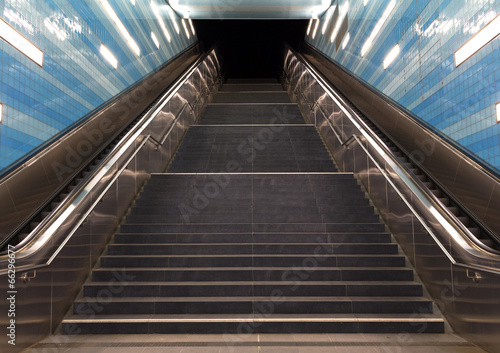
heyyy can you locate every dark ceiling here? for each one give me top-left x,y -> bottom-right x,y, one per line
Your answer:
194,20 -> 308,78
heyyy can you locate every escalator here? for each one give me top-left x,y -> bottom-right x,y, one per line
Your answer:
61,78 -> 445,334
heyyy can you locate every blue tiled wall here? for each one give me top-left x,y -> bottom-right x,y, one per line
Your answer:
307,0 -> 500,171
0,0 -> 196,171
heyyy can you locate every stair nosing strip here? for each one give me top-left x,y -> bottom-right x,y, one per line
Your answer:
63,317 -> 444,323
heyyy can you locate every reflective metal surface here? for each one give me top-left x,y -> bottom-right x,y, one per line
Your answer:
0,46 -> 223,353
302,44 -> 500,245
283,46 -> 500,353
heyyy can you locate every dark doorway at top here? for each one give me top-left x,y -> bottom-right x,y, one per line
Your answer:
194,20 -> 308,78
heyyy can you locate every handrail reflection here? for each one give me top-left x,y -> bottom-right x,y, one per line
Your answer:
284,45 -> 500,275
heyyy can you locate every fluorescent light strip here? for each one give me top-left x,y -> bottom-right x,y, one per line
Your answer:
130,0 -> 135,5
151,31 -> 160,48
188,18 -> 195,35
496,102 -> 500,123
330,2 -> 349,43
0,104 -> 3,124
100,43 -> 118,69
361,0 -> 396,56
307,18 -> 314,35
342,32 -> 350,49
99,0 -> 140,56
151,2 -> 171,42
455,14 -> 500,67
322,7 -> 334,35
0,18 -> 43,66
364,0 -> 369,6
383,43 -> 400,69
312,19 -> 320,39
181,18 -> 190,38
169,8 -> 180,34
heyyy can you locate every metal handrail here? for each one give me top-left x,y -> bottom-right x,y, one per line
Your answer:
284,46 -> 500,275
0,46 -> 222,275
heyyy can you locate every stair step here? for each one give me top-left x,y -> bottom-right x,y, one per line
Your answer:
100,254 -> 407,268
106,243 -> 398,255
82,281 -> 424,297
61,313 -> 445,334
118,223 -> 387,234
113,232 -> 392,244
92,267 -> 413,282
73,296 -> 431,315
124,213 -> 380,223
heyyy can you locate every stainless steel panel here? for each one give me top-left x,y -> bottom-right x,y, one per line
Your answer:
302,43 -> 500,243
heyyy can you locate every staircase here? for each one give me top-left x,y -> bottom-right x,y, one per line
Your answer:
62,78 -> 445,334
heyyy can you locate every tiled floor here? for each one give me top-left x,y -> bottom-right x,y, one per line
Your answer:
24,333 -> 486,352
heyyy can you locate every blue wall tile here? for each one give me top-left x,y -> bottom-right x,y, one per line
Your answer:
0,0 -> 196,172
307,0 -> 500,172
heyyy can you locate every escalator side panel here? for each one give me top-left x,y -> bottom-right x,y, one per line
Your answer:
0,46 -> 221,353
297,45 -> 500,353
302,45 -> 500,243
0,45 -> 202,245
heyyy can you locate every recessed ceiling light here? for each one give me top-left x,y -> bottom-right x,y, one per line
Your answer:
307,18 -> 314,35
181,18 -> 190,38
99,0 -> 140,56
361,0 -> 395,56
342,32 -> 350,49
330,2 -> 349,43
383,44 -> 400,69
100,43 -> 118,69
151,1 -> 171,42
151,32 -> 160,48
169,8 -> 180,34
0,18 -> 43,66
188,18 -> 195,35
322,7 -> 334,35
455,14 -> 500,67
312,18 -> 320,39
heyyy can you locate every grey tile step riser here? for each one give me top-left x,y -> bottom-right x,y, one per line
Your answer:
139,189 -> 361,196
139,191 -> 366,199
73,301 -> 432,315
143,181 -> 359,188
197,120 -> 306,125
61,321 -> 445,334
83,284 -> 423,298
119,223 -> 387,233
92,269 -> 413,282
149,174 -> 356,181
106,244 -> 398,256
213,98 -> 293,104
113,234 -> 392,244
128,207 -> 375,215
133,200 -> 370,209
124,214 -> 381,223
100,256 -> 406,268
133,201 -> 368,210
219,84 -> 284,91
166,167 -> 339,173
